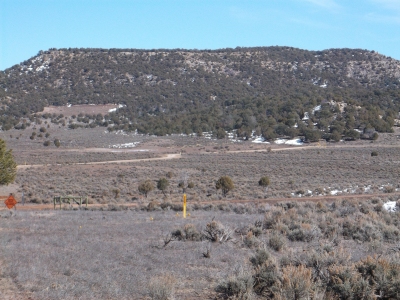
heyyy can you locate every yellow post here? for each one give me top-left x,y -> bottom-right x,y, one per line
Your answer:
183,194 -> 187,218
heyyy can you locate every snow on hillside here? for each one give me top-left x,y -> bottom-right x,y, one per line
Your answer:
383,201 -> 397,212
275,138 -> 303,145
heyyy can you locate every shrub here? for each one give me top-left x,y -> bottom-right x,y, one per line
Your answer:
244,231 -> 260,248
148,274 -> 177,300
371,151 -> 378,156
258,176 -> 270,189
203,221 -> 233,242
215,266 -> 254,300
276,265 -> 313,300
183,224 -> 202,241
253,259 -> 280,297
250,249 -> 270,267
147,201 -> 159,211
384,185 -> 395,193
43,140 -> 51,147
268,234 -> 285,252
54,139 -> 61,147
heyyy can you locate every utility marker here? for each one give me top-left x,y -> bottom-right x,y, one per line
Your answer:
183,194 -> 187,218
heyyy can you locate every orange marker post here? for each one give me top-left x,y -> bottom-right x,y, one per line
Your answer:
183,194 -> 187,218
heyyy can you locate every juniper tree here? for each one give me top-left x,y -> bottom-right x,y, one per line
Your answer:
138,180 -> 154,198
0,139 -> 17,185
259,176 -> 270,193
157,177 -> 169,196
216,176 -> 234,197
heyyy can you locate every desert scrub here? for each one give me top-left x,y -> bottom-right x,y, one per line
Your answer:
148,274 -> 177,300
170,223 -> 202,241
268,234 -> 285,252
215,265 -> 254,300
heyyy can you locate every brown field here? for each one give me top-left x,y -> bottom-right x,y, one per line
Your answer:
1,117 -> 400,299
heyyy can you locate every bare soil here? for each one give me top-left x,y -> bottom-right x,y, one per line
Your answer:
42,104 -> 119,117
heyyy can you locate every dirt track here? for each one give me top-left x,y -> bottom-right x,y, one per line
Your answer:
17,153 -> 182,169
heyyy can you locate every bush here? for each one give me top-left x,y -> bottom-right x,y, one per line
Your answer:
43,140 -> 51,146
183,224 -> 202,241
371,151 -> 378,156
203,221 -> 233,242
258,176 -> 270,188
215,266 -> 254,300
250,249 -> 270,267
244,231 -> 260,248
148,274 -> 176,300
253,259 -> 280,297
276,265 -> 313,300
268,234 -> 285,252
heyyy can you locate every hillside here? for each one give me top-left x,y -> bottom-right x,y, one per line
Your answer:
1,47 -> 400,139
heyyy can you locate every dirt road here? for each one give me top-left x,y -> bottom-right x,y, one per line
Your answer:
17,153 -> 181,169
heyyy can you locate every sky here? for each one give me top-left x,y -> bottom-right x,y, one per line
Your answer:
1,0 -> 400,70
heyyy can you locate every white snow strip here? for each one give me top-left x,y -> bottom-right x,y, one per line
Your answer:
252,137 -> 270,144
274,138 -> 303,146
330,190 -> 340,195
110,142 -> 140,149
285,138 -> 303,146
274,139 -> 286,145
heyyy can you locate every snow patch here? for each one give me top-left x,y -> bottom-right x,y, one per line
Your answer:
285,138 -> 303,146
108,104 -> 126,113
252,137 -> 270,144
330,190 -> 340,195
274,138 -> 303,146
110,142 -> 140,149
383,201 -> 397,212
